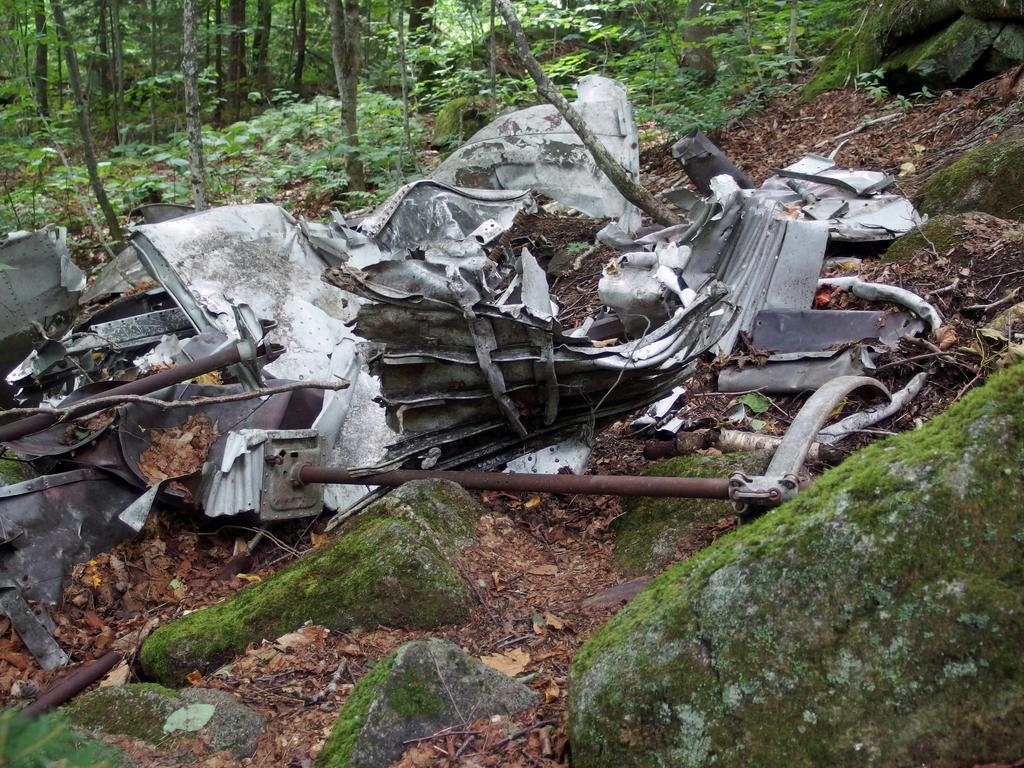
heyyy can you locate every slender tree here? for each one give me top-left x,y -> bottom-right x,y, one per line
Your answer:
50,0 -> 124,241
228,0 -> 245,121
183,0 -> 209,209
109,0 -> 123,141
252,0 -> 271,96
493,0 -> 680,226
215,0 -> 224,122
33,0 -> 47,115
328,0 -> 363,190
292,0 -> 305,96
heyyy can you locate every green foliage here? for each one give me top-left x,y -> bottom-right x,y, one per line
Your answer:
0,709 -> 126,767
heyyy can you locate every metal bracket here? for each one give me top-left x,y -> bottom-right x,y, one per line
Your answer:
0,583 -> 68,670
730,376 -> 891,516
260,430 -> 326,521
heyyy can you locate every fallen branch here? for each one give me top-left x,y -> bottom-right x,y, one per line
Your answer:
0,379 -> 350,422
491,720 -> 556,750
492,0 -> 681,227
814,113 -> 903,150
964,287 -> 1020,314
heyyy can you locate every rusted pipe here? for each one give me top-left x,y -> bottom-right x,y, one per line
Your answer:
20,651 -> 120,717
296,465 -> 732,500
0,343 -> 251,444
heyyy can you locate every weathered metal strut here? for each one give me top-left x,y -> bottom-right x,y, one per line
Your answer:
296,465 -> 733,500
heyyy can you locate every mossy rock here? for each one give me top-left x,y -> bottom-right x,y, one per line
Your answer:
612,451 -> 770,576
884,15 -> 1005,88
65,684 -> 263,757
917,128 -> 1024,219
432,96 -> 490,147
880,212 -> 971,261
961,0 -> 1024,20
569,363 -> 1024,767
141,480 -> 480,686
0,708 -> 130,767
317,638 -> 537,768
802,0 -> 1024,98
802,0 -> 960,98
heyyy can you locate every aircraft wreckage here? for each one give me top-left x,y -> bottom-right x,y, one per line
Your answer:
0,76 -> 939,667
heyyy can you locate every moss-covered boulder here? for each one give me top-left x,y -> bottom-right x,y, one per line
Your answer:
885,15 -> 1005,87
317,638 -> 537,768
65,684 -> 264,757
1,708 -> 129,767
802,0 -> 1024,98
569,364 -> 1024,767
141,480 -> 480,686
613,451 -> 769,576
963,0 -> 1024,20
917,128 -> 1024,219
432,96 -> 489,147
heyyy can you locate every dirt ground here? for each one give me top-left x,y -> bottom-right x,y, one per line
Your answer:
2,75 -> 1023,768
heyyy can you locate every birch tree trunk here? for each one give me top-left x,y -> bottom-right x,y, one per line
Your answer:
183,0 -> 209,209
493,0 -> 680,226
51,0 -> 124,242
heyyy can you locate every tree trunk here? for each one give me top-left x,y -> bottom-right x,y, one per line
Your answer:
109,0 -> 123,141
33,0 -> 48,116
680,0 -> 715,77
97,0 -> 112,97
408,0 -> 434,81
183,0 -> 209,209
292,0 -> 306,97
51,0 -> 124,242
149,0 -> 158,143
788,0 -> 799,58
493,0 -> 679,226
328,0 -> 363,190
228,0 -> 246,121
215,0 -> 224,122
397,2 -> 411,157
252,0 -> 271,97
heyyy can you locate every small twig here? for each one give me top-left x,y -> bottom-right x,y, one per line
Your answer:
927,278 -> 960,298
875,351 -> 962,372
402,727 -> 479,745
0,379 -> 350,422
309,659 -> 348,704
454,734 -> 476,759
964,287 -> 1020,314
492,720 -> 556,750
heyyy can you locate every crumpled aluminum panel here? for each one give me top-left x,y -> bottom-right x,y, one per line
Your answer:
0,227 -> 85,383
431,75 -> 642,230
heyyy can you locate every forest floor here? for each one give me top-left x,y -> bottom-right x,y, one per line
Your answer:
3,76 -> 1024,768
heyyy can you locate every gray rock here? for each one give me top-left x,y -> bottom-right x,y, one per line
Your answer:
317,638 -> 538,768
65,683 -> 264,758
181,688 -> 264,757
569,364 -> 1024,767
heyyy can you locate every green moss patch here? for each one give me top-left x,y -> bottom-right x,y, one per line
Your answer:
917,128 -> 1024,219
570,364 -> 1024,767
612,451 -> 769,576
881,213 -> 969,261
432,96 -> 489,147
141,480 -> 479,686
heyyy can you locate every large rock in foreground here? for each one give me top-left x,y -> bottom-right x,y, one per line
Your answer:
316,638 -> 537,768
569,364 -> 1024,767
917,128 -> 1024,219
141,480 -> 480,685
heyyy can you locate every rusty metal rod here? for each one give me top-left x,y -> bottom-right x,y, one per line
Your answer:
297,465 -> 732,499
0,343 -> 249,444
19,651 -> 120,717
